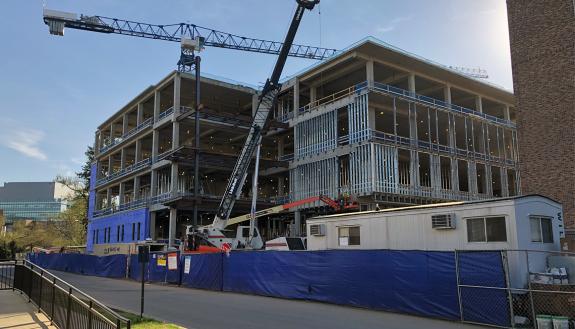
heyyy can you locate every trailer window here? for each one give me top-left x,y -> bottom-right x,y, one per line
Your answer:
338,226 -> 360,246
467,217 -> 507,242
530,216 -> 553,243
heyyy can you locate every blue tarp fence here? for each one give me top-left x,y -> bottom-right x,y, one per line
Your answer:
28,253 -> 127,278
28,249 -> 509,324
223,250 -> 461,320
458,251 -> 510,327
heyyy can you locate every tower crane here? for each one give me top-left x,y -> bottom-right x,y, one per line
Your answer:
43,1 -> 324,250
42,7 -> 336,72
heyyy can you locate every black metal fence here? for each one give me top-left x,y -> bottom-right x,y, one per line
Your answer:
3,259 -> 131,329
0,260 -> 15,290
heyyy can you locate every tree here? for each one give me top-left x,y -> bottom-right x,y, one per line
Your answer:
56,146 -> 94,226
51,145 -> 94,247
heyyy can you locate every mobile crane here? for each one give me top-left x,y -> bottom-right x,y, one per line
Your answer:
185,0 -> 322,251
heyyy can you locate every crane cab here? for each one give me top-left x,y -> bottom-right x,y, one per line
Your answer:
185,225 -> 264,252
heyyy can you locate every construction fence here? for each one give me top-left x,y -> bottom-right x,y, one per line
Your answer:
29,249 -> 575,328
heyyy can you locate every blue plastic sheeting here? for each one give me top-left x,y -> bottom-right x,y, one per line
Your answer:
129,254 -> 149,282
86,163 -> 98,252
181,253 -> 223,291
458,251 -> 510,327
28,253 -> 127,278
141,252 -> 181,284
223,250 -> 460,320
87,208 -> 150,252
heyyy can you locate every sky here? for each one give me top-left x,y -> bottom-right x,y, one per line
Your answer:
0,0 -> 513,184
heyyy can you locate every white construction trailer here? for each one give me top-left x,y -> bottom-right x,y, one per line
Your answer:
307,195 -> 564,287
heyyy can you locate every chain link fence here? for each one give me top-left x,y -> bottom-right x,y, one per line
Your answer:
456,249 -> 575,328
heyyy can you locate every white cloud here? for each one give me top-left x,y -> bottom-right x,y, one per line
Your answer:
0,126 -> 47,160
375,16 -> 413,34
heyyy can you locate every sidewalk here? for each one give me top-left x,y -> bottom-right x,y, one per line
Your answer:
0,290 -> 57,329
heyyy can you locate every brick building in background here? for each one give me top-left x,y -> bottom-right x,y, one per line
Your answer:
507,0 -> 575,229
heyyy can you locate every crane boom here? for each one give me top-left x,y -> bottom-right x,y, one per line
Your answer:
43,9 -> 336,61
212,0 -> 320,229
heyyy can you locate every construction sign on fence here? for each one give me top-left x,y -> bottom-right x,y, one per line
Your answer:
157,254 -> 166,267
168,253 -> 178,270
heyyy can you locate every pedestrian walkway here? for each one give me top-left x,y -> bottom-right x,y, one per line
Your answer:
0,290 -> 57,329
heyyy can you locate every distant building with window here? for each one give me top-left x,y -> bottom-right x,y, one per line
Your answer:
0,182 -> 73,223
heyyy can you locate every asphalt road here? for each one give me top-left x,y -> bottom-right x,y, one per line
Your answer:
52,270 -> 480,329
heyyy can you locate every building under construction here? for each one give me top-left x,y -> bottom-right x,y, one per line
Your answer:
86,38 -> 519,252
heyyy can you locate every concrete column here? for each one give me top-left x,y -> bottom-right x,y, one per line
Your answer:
409,103 -> 418,145
173,73 -> 181,116
310,86 -> 317,103
294,210 -> 301,237
408,73 -> 416,96
108,155 -> 113,175
366,60 -> 375,87
168,208 -> 177,248
171,162 -> 179,194
120,148 -> 126,170
501,167 -> 509,197
172,121 -> 180,150
152,130 -> 159,160
133,176 -> 140,200
293,80 -> 300,117
504,105 -> 511,121
430,155 -> 440,192
485,165 -> 493,196
153,90 -> 161,122
444,85 -> 452,105
410,151 -> 419,188
119,182 -> 125,204
149,211 -> 156,239
151,170 -> 158,196
475,96 -> 483,113
448,114 -> 456,149
468,162 -> 477,195
122,113 -> 129,136
135,140 -> 142,163
137,103 -> 144,125
451,158 -> 459,193
277,136 -> 284,158
110,123 -> 115,142
106,188 -> 111,208
368,106 -> 376,131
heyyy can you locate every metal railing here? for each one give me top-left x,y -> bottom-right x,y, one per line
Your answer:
0,260 -> 15,290
298,83 -> 363,115
6,260 -> 131,329
295,80 -> 515,129
96,157 -> 152,186
99,118 -> 154,154
158,107 -> 174,121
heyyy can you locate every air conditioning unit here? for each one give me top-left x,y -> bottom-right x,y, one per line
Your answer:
309,224 -> 326,236
431,214 -> 456,229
